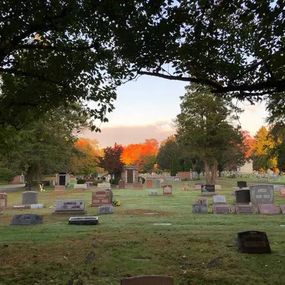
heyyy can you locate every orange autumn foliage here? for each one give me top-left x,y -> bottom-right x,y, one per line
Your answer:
74,138 -> 101,157
121,139 -> 159,166
242,131 -> 256,159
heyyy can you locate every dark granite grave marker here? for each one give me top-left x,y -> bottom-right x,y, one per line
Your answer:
237,181 -> 247,188
250,185 -> 274,205
237,231 -> 271,253
68,216 -> 99,225
258,204 -> 280,215
192,198 -> 208,213
22,191 -> 38,205
201,184 -> 215,195
235,204 -> 254,214
11,214 -> 43,225
235,189 -> 251,204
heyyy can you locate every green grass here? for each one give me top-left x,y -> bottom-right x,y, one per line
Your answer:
1,178 -> 285,285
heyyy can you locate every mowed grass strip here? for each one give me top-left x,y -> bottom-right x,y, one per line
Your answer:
0,179 -> 285,285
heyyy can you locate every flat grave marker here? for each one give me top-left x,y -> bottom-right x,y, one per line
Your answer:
237,231 -> 271,253
68,216 -> 99,225
11,214 -> 43,225
148,189 -> 158,196
98,205 -> 113,214
213,195 -> 226,204
258,204 -> 280,215
213,204 -> 231,214
235,204 -> 254,214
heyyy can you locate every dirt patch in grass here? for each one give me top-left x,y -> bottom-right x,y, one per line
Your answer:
121,209 -> 171,216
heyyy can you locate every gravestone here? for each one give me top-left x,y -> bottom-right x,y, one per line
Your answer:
11,214 -> 43,225
97,182 -> 111,190
213,195 -> 227,204
98,205 -> 113,214
237,181 -> 247,188
235,204 -> 254,214
68,216 -> 99,225
148,189 -> 158,196
92,190 -> 112,207
235,189 -> 251,204
194,183 -> 203,190
280,205 -> 285,214
54,200 -> 85,214
0,192 -> 7,209
201,184 -> 215,195
121,275 -> 174,285
192,198 -> 208,213
162,185 -> 172,195
213,204 -> 231,214
146,179 -> 153,189
118,180 -> 125,189
237,231 -> 271,253
250,185 -> 274,205
280,189 -> 285,197
258,204 -> 280,215
22,191 -> 38,205
215,184 -> 222,190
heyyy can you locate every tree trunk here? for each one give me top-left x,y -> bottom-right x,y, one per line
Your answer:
204,160 -> 218,184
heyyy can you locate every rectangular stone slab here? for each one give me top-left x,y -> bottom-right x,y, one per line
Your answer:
98,205 -> 113,214
235,204 -> 254,214
11,214 -> 43,225
258,204 -> 280,215
237,231 -> 271,253
54,200 -> 85,214
68,216 -> 99,225
213,195 -> 226,204
250,185 -> 274,205
213,204 -> 230,214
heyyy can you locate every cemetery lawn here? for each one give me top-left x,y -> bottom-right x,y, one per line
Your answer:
1,178 -> 285,285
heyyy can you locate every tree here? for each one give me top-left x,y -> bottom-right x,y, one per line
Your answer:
176,84 -> 244,184
98,144 -> 124,184
121,139 -> 159,171
251,126 -> 277,171
1,1 -> 285,127
70,138 -> 101,176
0,104 -> 89,188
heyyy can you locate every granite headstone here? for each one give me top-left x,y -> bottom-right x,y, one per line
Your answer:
11,214 -> 43,225
237,231 -> 271,253
250,185 -> 274,205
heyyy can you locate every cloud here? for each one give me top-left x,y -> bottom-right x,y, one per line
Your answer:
78,122 -> 175,148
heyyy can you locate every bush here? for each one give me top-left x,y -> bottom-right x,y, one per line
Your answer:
0,167 -> 15,182
77,178 -> 86,184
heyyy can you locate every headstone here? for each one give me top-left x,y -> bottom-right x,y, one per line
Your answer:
258,204 -> 280,215
192,198 -> 208,213
148,189 -> 158,196
280,205 -> 285,214
121,275 -> 174,285
97,182 -> 111,190
235,204 -> 254,214
213,204 -> 231,214
92,190 -> 112,207
98,205 -> 113,214
54,200 -> 85,214
0,192 -> 8,209
118,180 -> 125,189
237,181 -> 247,188
162,185 -> 172,195
30,203 -> 44,209
11,214 -> 43,225
22,191 -> 38,205
194,183 -> 203,190
280,189 -> 285,197
235,189 -> 251,204
146,179 -> 153,189
201,184 -> 215,195
250,185 -> 274,205
215,184 -> 222,190
213,195 -> 227,204
237,231 -> 271,253
68,216 -> 99,225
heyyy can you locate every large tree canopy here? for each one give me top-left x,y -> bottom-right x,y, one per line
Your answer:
0,1 -> 284,127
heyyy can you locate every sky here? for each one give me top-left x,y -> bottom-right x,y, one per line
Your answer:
81,76 -> 268,148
